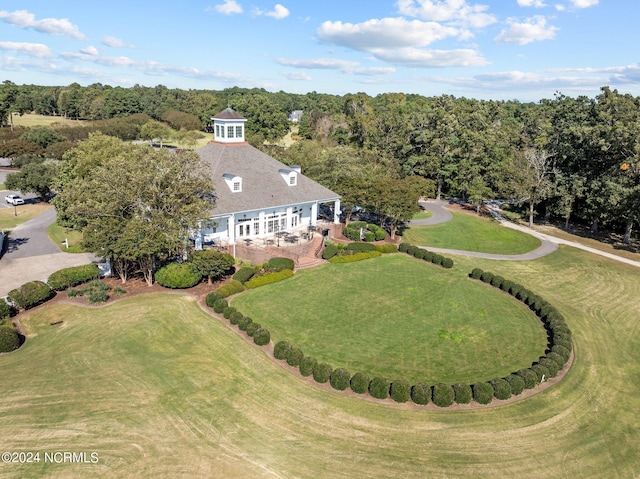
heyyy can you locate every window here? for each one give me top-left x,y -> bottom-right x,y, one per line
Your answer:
289,175 -> 296,185
233,181 -> 240,192
215,125 -> 220,137
227,126 -> 234,138
236,125 -> 243,138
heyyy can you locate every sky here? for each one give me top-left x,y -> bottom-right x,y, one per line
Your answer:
0,0 -> 638,102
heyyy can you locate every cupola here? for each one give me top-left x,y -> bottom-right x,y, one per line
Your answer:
212,107 -> 247,144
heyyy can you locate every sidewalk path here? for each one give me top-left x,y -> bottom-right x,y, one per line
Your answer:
417,200 -> 640,269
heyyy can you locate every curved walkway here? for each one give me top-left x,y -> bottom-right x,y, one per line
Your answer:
417,200 -> 640,268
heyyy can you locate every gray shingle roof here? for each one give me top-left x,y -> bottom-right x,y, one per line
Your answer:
198,142 -> 340,216
212,108 -> 246,120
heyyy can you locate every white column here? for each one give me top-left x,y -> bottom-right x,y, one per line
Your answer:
333,199 -> 341,224
228,215 -> 235,245
311,202 -> 318,226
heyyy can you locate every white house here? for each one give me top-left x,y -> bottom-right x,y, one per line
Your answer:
196,108 -> 341,247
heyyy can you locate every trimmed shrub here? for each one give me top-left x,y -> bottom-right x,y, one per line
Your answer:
405,245 -> 418,256
0,325 -> 21,352
245,322 -> 261,337
390,380 -> 411,403
0,299 -> 12,321
216,279 -> 245,298
274,340 -> 292,360
229,311 -> 244,325
155,262 -> 201,289
253,328 -> 271,346
441,257 -> 454,269
330,368 -> 351,391
238,317 -> 253,331
506,374 -> 525,396
245,269 -> 294,288
480,271 -> 495,283
453,383 -> 473,404
432,383 -> 455,407
490,378 -> 512,400
205,291 -> 224,307
48,264 -> 100,291
469,268 -> 484,279
398,243 -> 411,253
551,344 -> 571,363
368,377 -> 390,400
517,368 -> 538,389
222,307 -> 236,319
530,364 -> 550,383
8,281 -> 54,310
299,356 -> 317,377
363,231 -> 375,242
84,281 -> 110,304
413,248 -> 426,259
370,224 -> 387,241
553,338 -> 572,351
322,244 -> 338,260
286,347 -> 304,367
328,251 -> 381,263
423,251 -> 435,263
346,242 -> 376,252
431,254 -> 444,266
213,298 -> 228,314
268,257 -> 295,271
312,362 -> 333,383
350,372 -> 370,394
411,383 -> 431,405
374,244 -> 398,254
538,357 -> 560,378
509,284 -> 523,297
473,382 -> 494,405
233,266 -> 256,283
490,275 -> 504,288
546,351 -> 566,369
499,279 -> 513,292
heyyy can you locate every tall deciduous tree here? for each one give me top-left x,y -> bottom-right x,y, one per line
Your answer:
510,148 -> 557,228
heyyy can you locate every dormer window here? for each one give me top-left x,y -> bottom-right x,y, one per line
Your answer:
279,168 -> 297,186
289,175 -> 296,186
233,181 -> 241,191
223,174 -> 242,193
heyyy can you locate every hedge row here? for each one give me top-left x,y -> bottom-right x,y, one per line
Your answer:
268,257 -> 295,271
327,251 -> 382,263
233,266 -> 256,283
7,281 -> 54,310
47,264 -> 100,291
398,243 -> 454,269
215,279 -> 245,298
244,269 -> 294,288
212,304 -> 271,346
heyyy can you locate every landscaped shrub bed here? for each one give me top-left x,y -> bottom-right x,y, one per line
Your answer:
233,266 -> 256,283
215,280 -> 245,298
8,281 -> 54,310
244,269 -> 294,288
398,242 -> 454,269
327,251 -> 381,263
67,279 -> 113,304
343,222 -> 387,242
48,264 -> 100,291
155,263 -> 201,289
268,257 -> 295,271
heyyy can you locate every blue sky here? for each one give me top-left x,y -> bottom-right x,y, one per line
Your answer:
0,0 -> 638,101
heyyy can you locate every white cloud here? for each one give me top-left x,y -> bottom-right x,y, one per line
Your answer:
567,0 -> 598,7
266,4 -> 290,19
276,57 -> 360,70
318,17 -> 459,50
371,46 -> 488,67
517,0 -> 547,6
212,0 -> 243,15
0,10 -> 85,40
80,45 -> 99,56
0,41 -> 52,58
102,36 -> 134,48
281,71 -> 312,81
396,0 -> 497,28
494,16 -> 558,44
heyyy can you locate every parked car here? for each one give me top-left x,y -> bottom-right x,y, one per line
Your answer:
5,194 -> 25,205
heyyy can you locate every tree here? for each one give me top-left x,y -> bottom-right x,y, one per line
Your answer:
0,80 -> 18,130
140,120 -> 172,147
510,148 -> 556,228
190,249 -> 234,284
365,178 -> 420,239
5,161 -> 59,200
55,134 -> 214,285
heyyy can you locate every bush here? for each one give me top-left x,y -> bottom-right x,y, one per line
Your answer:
490,378 -> 512,400
469,268 -> 484,279
480,271 -> 494,283
213,298 -> 228,314
432,254 -> 445,266
423,251 -> 435,262
530,364 -> 550,383
453,383 -> 473,404
47,264 -> 100,291
286,348 -> 304,367
499,279 -> 513,292
490,275 -> 504,288
253,328 -> 271,346
245,270 -> 294,288
322,244 -> 338,259
432,383 -> 455,407
390,380 -> 411,403
155,262 -> 201,289
374,244 -> 398,254
368,377 -> 390,400
364,231 -> 375,242
506,374 -> 525,396
268,257 -> 295,271
299,356 -> 317,377
229,311 -> 244,325
0,325 -> 20,352
369,224 -> 387,241
538,357 -> 560,378
398,243 -> 411,253
350,372 -> 370,394
346,242 -> 376,252
410,383 -> 431,405
222,307 -> 236,319
312,362 -> 333,383
517,368 -> 538,389
8,281 -> 54,310
413,248 -> 426,259
215,280 -> 245,298
205,291 -> 224,307
551,345 -> 571,363
328,251 -> 381,263
472,382 -> 494,404
84,280 -> 110,304
330,368 -> 351,391
405,245 -> 418,256
245,322 -> 261,337
238,317 -> 253,331
0,299 -> 12,321
441,257 -> 454,269
274,340 -> 292,360
233,267 -> 256,283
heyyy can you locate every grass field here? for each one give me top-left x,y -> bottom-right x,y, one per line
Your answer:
47,221 -> 86,253
411,210 -> 432,220
0,246 -> 639,477
10,113 -> 83,128
0,203 -> 52,230
232,255 -> 547,384
403,210 -> 542,254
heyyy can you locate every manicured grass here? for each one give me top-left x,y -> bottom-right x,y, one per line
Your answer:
11,113 -> 83,127
232,254 -> 547,384
0,248 -> 639,477
0,203 -> 52,230
403,210 -> 541,254
412,210 -> 432,220
47,221 -> 86,253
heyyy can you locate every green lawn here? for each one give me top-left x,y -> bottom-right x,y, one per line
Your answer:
0,203 -> 52,230
11,113 -> 83,127
47,221 -> 86,253
0,247 -> 639,477
232,254 -> 547,384
411,210 -> 432,220
403,210 -> 542,254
